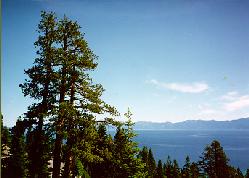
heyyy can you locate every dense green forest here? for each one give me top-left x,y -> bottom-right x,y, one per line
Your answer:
1,11 -> 249,178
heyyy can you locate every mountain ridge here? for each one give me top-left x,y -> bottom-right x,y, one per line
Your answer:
134,117 -> 249,130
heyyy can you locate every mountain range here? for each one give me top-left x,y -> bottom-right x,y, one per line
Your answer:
134,118 -> 249,130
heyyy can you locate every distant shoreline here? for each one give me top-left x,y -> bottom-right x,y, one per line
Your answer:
134,118 -> 249,130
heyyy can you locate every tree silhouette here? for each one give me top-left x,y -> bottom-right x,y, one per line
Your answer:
199,140 -> 230,178
182,156 -> 191,178
19,11 -> 58,177
155,160 -> 164,178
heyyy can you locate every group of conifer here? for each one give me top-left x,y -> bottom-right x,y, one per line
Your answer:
137,140 -> 249,178
1,11 -> 145,178
3,115 -> 249,178
1,111 -> 146,178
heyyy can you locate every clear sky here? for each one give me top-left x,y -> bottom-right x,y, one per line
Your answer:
3,0 -> 249,127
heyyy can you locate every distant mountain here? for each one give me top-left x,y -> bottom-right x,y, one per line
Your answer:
134,118 -> 249,130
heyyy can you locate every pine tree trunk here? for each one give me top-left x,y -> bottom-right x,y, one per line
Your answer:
52,133 -> 63,178
62,140 -> 73,178
36,43 -> 51,178
52,77 -> 66,178
63,67 -> 76,178
32,55 -> 51,178
52,36 -> 68,178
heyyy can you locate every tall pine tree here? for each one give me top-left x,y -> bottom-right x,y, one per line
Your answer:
112,109 -> 146,178
20,11 -> 119,177
50,14 -> 119,177
20,11 -> 58,178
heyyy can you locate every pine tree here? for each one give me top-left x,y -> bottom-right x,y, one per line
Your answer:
138,146 -> 149,166
172,159 -> 180,178
165,156 -> 173,178
88,123 -> 114,178
19,11 -> 58,178
112,110 -> 146,178
163,162 -> 167,176
245,168 -> 249,178
20,11 -> 119,177
155,160 -> 164,178
181,156 -> 200,178
49,14 -> 119,177
8,119 -> 29,178
1,115 -> 11,177
138,146 -> 152,177
199,140 -> 230,178
147,148 -> 156,177
1,115 -> 11,149
182,156 -> 191,178
26,125 -> 52,178
190,162 -> 200,178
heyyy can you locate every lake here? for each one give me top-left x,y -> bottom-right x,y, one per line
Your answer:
133,130 -> 249,171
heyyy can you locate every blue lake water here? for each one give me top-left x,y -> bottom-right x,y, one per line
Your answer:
132,130 -> 249,171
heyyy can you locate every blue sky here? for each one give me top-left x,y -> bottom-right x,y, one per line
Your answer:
3,0 -> 249,126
